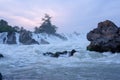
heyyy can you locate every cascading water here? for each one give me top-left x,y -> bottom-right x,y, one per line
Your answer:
0,33 -> 120,80
15,32 -> 20,45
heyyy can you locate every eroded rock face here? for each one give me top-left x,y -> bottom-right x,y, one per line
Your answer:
19,30 -> 39,45
87,20 -> 120,53
6,32 -> 16,44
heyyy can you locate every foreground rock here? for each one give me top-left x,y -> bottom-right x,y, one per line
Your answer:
0,54 -> 4,58
43,49 -> 77,58
0,73 -> 2,80
87,20 -> 120,53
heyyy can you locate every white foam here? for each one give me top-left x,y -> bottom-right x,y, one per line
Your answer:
15,32 -> 20,44
0,33 -> 120,73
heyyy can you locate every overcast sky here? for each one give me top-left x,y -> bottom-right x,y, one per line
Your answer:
0,0 -> 120,33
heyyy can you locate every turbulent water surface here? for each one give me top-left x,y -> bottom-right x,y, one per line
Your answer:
0,33 -> 120,80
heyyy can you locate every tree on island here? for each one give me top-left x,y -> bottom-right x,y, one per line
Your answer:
34,14 -> 57,34
0,19 -> 17,33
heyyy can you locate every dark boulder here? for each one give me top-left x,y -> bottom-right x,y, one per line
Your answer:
0,73 -> 2,80
19,30 -> 39,45
87,20 -> 120,53
6,32 -> 16,44
51,53 -> 59,58
0,54 -> 4,58
43,52 -> 53,56
61,51 -> 68,54
55,51 -> 68,55
69,49 -> 77,56
43,50 -> 76,58
43,52 -> 59,58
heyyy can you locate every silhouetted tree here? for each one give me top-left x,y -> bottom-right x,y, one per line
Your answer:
13,26 -> 21,32
34,14 -> 57,34
0,19 -> 8,26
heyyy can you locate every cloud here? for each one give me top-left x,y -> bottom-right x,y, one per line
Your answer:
0,0 -> 120,33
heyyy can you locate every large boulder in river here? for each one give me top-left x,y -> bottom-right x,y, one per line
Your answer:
87,20 -> 120,53
19,30 -> 39,45
6,32 -> 16,44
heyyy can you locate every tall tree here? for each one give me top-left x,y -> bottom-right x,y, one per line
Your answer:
34,14 -> 57,34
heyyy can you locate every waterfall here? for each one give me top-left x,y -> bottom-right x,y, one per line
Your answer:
0,32 -> 8,44
15,32 -> 20,44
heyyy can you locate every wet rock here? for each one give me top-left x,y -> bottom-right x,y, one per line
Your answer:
61,51 -> 68,55
87,20 -> 120,53
51,53 -> 60,58
69,49 -> 77,56
0,54 -> 4,58
19,30 -> 39,45
43,52 -> 53,56
43,52 -> 59,58
6,32 -> 16,44
43,50 -> 76,58
0,73 -> 2,80
55,51 -> 68,55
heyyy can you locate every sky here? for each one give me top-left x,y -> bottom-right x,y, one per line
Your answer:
0,0 -> 120,33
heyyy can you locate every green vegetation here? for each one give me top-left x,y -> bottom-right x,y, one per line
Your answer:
0,19 -> 17,32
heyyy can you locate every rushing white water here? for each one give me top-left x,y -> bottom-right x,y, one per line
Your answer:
15,32 -> 20,45
0,33 -> 120,80
32,33 -> 65,44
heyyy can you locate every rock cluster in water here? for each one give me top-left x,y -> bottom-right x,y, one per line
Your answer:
43,49 -> 77,58
0,15 -> 66,45
19,30 -> 39,45
87,20 -> 120,53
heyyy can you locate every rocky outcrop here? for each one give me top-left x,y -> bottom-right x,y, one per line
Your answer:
87,20 -> 120,53
43,49 -> 77,58
6,32 -> 16,44
19,30 -> 39,45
